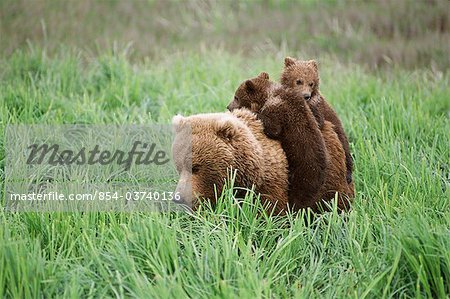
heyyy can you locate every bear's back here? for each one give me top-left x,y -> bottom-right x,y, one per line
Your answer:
232,108 -> 289,213
320,120 -> 355,210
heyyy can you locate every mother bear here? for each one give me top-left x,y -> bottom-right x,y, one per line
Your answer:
172,107 -> 353,214
172,108 -> 289,214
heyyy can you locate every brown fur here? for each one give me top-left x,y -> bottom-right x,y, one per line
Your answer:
172,108 -> 289,214
227,72 -> 281,113
282,57 -> 354,184
319,121 -> 354,211
228,73 -> 354,211
259,89 -> 328,211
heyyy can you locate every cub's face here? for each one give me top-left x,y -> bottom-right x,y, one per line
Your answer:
281,57 -> 320,102
227,72 -> 272,113
172,115 -> 239,210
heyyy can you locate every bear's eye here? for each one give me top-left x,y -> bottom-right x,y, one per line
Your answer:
192,165 -> 200,174
309,82 -> 314,87
234,96 -> 239,102
296,80 -> 303,85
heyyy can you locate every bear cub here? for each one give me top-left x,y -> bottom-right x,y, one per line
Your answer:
258,88 -> 328,211
227,72 -> 354,211
227,74 -> 329,211
227,72 -> 280,114
282,57 -> 353,184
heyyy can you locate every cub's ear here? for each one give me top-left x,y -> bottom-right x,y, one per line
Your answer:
308,60 -> 318,71
216,118 -> 238,142
284,57 -> 296,67
172,114 -> 187,133
258,72 -> 270,80
245,80 -> 256,93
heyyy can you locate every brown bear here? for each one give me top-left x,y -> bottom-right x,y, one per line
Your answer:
171,108 -> 289,214
260,88 -> 353,211
282,57 -> 354,184
258,88 -> 328,211
228,74 -> 354,211
227,72 -> 281,113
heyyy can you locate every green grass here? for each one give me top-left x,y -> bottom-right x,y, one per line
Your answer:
0,48 -> 449,298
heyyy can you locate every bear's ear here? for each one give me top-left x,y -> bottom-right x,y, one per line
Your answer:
216,119 -> 237,142
284,57 -> 296,67
308,60 -> 318,71
172,114 -> 187,133
245,80 -> 256,93
258,72 -> 270,80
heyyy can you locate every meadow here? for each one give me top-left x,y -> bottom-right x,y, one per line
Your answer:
1,1 -> 450,298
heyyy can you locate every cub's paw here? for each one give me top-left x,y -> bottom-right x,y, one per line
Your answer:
259,113 -> 282,139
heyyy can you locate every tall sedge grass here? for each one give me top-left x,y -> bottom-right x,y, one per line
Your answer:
0,48 -> 449,297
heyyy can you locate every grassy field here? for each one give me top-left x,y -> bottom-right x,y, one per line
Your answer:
1,48 -> 449,298
1,1 -> 450,298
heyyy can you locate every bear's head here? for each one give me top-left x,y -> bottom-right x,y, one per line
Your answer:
172,112 -> 263,209
227,72 -> 273,113
281,57 -> 320,102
